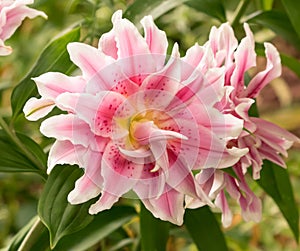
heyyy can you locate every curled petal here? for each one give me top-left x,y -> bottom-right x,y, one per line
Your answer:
23,97 -> 55,121
89,191 -> 120,214
244,43 -> 281,98
68,173 -> 101,204
0,1 -> 47,41
47,140 -> 87,173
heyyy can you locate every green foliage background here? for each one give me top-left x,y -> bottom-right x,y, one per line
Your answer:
0,0 -> 299,250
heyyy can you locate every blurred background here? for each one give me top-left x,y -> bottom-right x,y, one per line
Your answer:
0,0 -> 299,250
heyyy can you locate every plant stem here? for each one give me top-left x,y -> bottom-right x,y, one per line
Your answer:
231,0 -> 251,28
17,217 -> 45,251
0,116 -> 46,177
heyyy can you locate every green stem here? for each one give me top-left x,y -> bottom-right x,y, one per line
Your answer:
17,217 -> 45,251
231,0 -> 251,28
0,116 -> 46,178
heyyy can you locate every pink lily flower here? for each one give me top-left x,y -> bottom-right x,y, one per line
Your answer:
210,23 -> 300,177
188,22 -> 299,226
24,11 -> 246,225
0,0 -> 47,56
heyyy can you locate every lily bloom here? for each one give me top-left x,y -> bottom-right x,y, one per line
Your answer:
187,23 -> 299,226
24,11 -> 246,224
0,0 -> 46,55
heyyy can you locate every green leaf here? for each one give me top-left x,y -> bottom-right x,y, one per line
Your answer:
8,206 -> 136,251
184,207 -> 228,251
11,27 -> 81,120
124,0 -> 188,25
38,165 -> 94,249
185,0 -> 226,22
0,130 -> 46,174
140,203 -> 170,251
281,0 -> 300,40
280,53 -> 300,79
247,10 -> 300,51
257,160 -> 299,242
53,206 -> 137,251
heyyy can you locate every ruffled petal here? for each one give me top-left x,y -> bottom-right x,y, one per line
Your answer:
68,149 -> 103,204
215,190 -> 233,227
207,23 -> 238,68
57,92 -> 127,137
32,72 -> 86,99
68,172 -> 101,204
40,114 -> 103,151
112,10 -> 150,58
230,23 -> 256,95
141,185 -> 185,225
88,143 -> 143,213
98,29 -> 118,59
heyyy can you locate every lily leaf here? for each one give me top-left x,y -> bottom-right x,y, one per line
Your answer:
257,160 -> 299,242
281,0 -> 300,39
247,10 -> 300,51
185,0 -> 226,22
124,0 -> 188,25
38,165 -> 94,249
140,203 -> 170,251
184,207 -> 228,251
0,130 -> 46,174
53,205 -> 136,251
